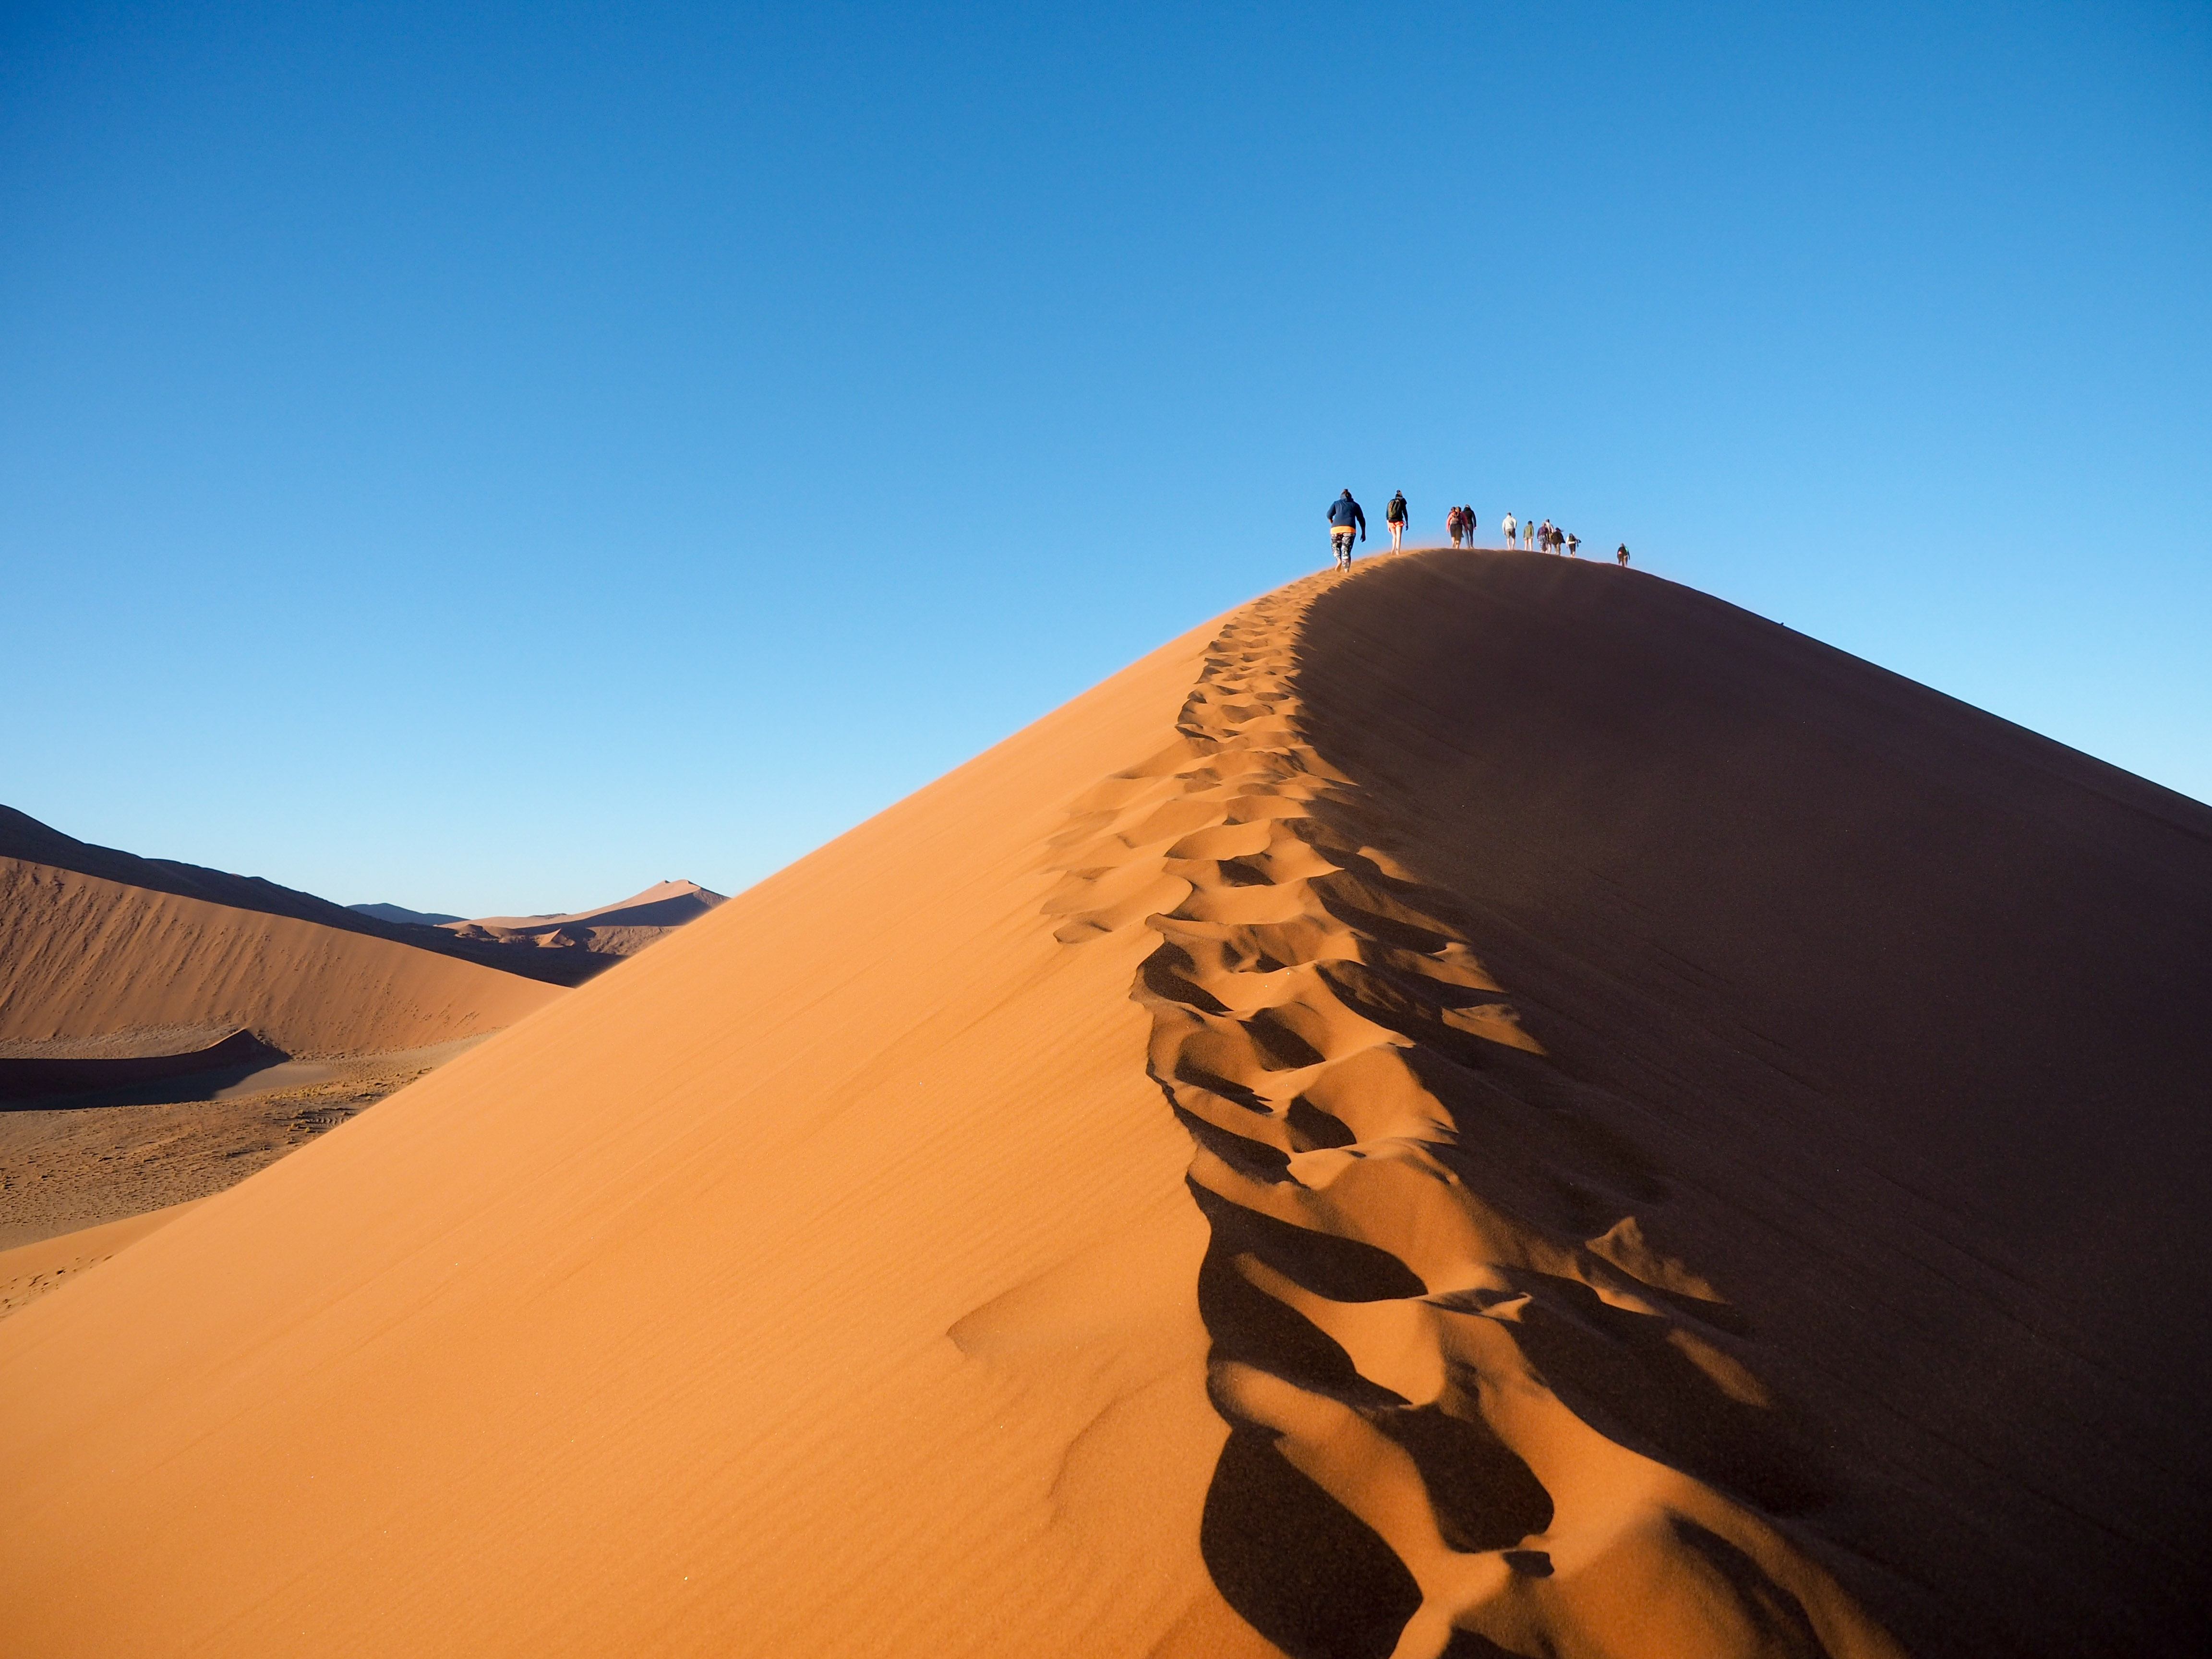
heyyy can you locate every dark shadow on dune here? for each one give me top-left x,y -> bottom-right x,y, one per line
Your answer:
1140,946 -> 1231,1014
0,1030 -> 288,1106
1670,1515 -> 1835,1659
1173,1106 -> 1294,1183
1503,1271 -> 1835,1516
1190,1180 -> 1428,1303
1285,1094 -> 1358,1150
1201,1427 -> 1422,1659
1373,1403 -> 1554,1552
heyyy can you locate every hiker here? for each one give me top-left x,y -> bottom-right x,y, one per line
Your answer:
1461,505 -> 1477,547
1523,518 -> 1534,550
1445,505 -> 1465,548
1540,518 -> 1555,554
1386,491 -> 1408,553
1616,543 -> 1630,567
1327,490 -> 1366,570
1500,512 -> 1515,550
1566,532 -> 1579,558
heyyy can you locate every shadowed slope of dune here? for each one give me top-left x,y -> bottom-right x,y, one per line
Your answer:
1283,551 -> 2212,1656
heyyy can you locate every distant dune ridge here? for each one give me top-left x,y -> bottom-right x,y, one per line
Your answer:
440,878 -> 726,958
0,805 -> 597,986
1,551 -> 2208,1657
0,856 -> 562,1061
349,901 -> 465,926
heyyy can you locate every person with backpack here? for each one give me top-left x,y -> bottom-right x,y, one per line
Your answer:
1539,518 -> 1555,554
1566,532 -> 1579,558
1616,543 -> 1631,567
1327,490 -> 1366,570
1385,491 -> 1408,552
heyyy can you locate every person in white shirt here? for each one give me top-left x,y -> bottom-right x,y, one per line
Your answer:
1500,513 -> 1515,550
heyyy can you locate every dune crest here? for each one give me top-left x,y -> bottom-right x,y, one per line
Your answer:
1051,574 -> 1904,1658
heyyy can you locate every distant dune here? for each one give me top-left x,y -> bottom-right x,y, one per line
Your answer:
0,858 -> 563,1061
0,806 -> 594,986
443,878 -> 726,959
1,551 -> 2205,1657
349,901 -> 465,926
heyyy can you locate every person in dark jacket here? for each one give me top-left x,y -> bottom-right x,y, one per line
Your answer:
1385,491 -> 1409,553
1327,491 -> 1366,570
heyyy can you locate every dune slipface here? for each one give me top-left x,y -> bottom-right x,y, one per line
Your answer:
1,553 -> 2207,1658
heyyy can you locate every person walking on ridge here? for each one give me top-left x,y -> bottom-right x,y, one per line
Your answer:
1616,543 -> 1631,567
1446,505 -> 1465,548
1386,491 -> 1408,553
1327,490 -> 1366,571
1566,532 -> 1578,558
1500,512 -> 1515,551
1462,506 -> 1477,546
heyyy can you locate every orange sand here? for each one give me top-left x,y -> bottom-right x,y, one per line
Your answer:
2,553 -> 2207,1658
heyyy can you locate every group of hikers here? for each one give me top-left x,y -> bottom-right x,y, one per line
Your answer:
1327,490 -> 1629,572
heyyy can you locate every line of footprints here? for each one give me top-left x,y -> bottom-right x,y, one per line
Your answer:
1041,569 -> 1902,1659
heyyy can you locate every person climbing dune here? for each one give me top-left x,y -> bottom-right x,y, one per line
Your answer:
1386,491 -> 1408,553
1500,512 -> 1515,551
1327,489 -> 1366,571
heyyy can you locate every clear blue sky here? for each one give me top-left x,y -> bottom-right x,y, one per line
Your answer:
4,1 -> 2206,916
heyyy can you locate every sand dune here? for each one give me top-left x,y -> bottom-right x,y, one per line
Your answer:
443,878 -> 726,959
0,552 -> 2206,1657
351,901 -> 465,926
0,858 -> 563,1058
0,805 -> 593,985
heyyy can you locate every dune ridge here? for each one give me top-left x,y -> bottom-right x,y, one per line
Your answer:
3,555 -> 2205,1656
443,879 -> 726,959
1049,574 -> 1902,1659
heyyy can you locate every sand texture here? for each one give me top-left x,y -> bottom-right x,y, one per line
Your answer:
1,552 -> 2207,1656
0,1200 -> 204,1319
0,858 -> 563,1058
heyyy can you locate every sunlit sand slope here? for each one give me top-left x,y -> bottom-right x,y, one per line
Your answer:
0,617 -> 1241,1659
0,858 -> 564,1057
